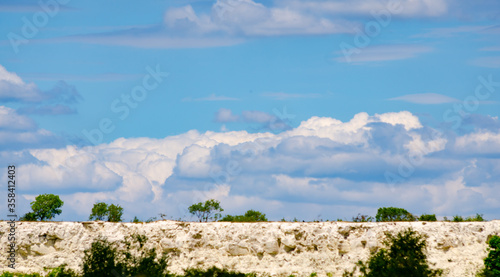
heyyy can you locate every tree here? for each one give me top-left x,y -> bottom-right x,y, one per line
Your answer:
220,210 -> 268,222
89,202 -> 109,221
344,229 -> 443,277
479,235 -> 500,277
23,194 -> 64,221
352,213 -> 374,222
107,204 -> 124,222
188,199 -> 224,222
375,207 -> 415,222
88,202 -> 123,222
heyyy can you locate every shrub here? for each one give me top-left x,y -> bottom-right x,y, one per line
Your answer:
478,235 -> 500,276
343,229 -> 443,277
375,207 -> 415,222
352,213 -> 373,222
220,210 -> 268,222
453,214 -> 484,222
183,266 -> 253,277
419,214 -> 437,221
188,199 -> 224,222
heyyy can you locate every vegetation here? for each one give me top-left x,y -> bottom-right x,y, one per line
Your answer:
220,210 -> 268,222
343,228 -> 443,277
20,194 -> 64,221
188,199 -> 224,222
478,235 -> 500,277
419,214 -> 437,221
88,202 -> 123,222
452,214 -> 484,222
352,213 -> 373,222
375,207 -> 415,222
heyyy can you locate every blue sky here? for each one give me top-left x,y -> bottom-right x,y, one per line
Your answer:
1,0 -> 500,222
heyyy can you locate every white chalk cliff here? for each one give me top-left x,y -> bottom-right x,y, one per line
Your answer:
1,221 -> 499,276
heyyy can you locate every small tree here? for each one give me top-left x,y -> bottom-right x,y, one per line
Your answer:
107,204 -> 124,222
344,229 -> 443,277
89,202 -> 109,221
352,213 -> 374,222
22,194 -> 64,221
376,207 -> 415,222
188,199 -> 223,222
88,202 -> 123,222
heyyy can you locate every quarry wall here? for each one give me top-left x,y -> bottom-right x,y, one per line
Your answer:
1,220 -> 499,276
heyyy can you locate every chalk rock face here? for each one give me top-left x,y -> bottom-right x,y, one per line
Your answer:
1,221 -> 499,276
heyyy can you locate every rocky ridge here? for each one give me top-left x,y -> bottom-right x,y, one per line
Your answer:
1,221 -> 499,276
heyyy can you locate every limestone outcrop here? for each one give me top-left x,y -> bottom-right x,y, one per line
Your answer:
1,221 -> 499,276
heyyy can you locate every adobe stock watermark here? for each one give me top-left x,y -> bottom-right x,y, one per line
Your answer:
385,74 -> 500,185
339,0 -> 403,63
7,0 -> 70,54
81,64 -> 169,146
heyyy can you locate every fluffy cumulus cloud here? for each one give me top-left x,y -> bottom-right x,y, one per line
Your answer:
4,111 -> 500,221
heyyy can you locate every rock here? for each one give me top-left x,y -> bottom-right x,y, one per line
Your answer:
0,220 -> 498,277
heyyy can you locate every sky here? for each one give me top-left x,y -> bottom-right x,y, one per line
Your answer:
0,0 -> 500,222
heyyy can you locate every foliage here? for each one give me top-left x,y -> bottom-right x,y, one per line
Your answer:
188,199 -> 224,222
0,265 -> 77,277
88,202 -> 108,221
343,229 -> 443,277
88,202 -> 123,222
453,214 -> 484,222
81,235 -> 169,277
22,194 -> 64,221
183,266 -> 254,277
19,212 -> 37,221
375,207 -> 415,222
478,235 -> 500,277
419,214 -> 437,221
352,213 -> 373,222
220,210 -> 268,222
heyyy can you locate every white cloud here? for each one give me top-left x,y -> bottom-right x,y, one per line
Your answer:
389,93 -> 460,104
336,44 -> 433,64
215,108 -> 240,122
6,111 -> 500,221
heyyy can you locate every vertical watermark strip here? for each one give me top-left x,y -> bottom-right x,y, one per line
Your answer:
7,165 -> 17,269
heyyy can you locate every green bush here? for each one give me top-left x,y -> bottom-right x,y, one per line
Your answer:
419,214 -> 437,221
88,202 -> 123,222
188,199 -> 224,222
453,214 -> 484,222
478,235 -> 500,276
343,229 -> 443,277
375,207 -> 415,222
220,210 -> 268,222
183,266 -> 254,277
0,265 -> 76,277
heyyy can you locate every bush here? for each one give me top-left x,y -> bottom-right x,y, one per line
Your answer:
343,229 -> 443,277
183,266 -> 253,277
478,235 -> 500,276
352,213 -> 373,222
220,210 -> 268,222
419,214 -> 437,221
188,199 -> 224,222
81,235 -> 169,277
375,207 -> 415,222
453,214 -> 484,222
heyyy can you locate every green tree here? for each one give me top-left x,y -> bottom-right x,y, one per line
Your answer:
220,210 -> 268,222
375,207 -> 415,222
344,229 -> 442,277
88,202 -> 123,222
107,204 -> 124,222
419,214 -> 437,221
188,199 -> 224,222
89,202 -> 109,221
479,235 -> 500,277
24,194 -> 64,221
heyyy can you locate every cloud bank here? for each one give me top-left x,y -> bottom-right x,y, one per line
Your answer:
3,111 -> 500,222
